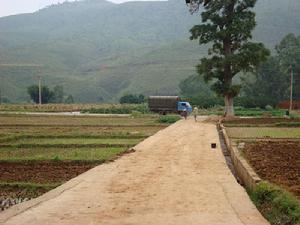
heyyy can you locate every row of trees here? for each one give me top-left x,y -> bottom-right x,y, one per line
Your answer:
242,34 -> 300,108
180,33 -> 300,109
119,94 -> 145,104
27,85 -> 74,104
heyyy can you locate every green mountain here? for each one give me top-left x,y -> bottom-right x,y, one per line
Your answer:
0,0 -> 299,103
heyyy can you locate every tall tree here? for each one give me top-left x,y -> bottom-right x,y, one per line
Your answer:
52,85 -> 64,103
242,57 -> 288,108
27,85 -> 54,104
188,0 -> 270,116
276,33 -> 300,99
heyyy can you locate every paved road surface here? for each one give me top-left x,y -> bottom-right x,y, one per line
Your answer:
0,118 -> 269,225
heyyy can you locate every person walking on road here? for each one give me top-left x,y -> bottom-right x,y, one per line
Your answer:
192,107 -> 199,122
182,109 -> 188,120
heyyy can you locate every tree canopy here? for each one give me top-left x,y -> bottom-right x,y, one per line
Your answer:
119,94 -> 145,104
27,85 -> 71,104
189,0 -> 270,116
241,33 -> 300,107
241,57 -> 288,108
276,33 -> 300,99
27,85 -> 54,104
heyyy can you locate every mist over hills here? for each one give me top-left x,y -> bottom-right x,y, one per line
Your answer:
0,0 -> 299,103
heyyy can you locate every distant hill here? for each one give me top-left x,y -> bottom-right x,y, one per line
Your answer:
0,0 -> 299,103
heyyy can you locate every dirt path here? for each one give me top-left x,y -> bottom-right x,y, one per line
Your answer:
0,118 -> 269,225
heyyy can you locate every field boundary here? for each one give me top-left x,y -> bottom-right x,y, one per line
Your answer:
218,123 -> 262,190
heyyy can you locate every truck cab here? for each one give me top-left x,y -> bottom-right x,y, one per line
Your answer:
177,101 -> 192,113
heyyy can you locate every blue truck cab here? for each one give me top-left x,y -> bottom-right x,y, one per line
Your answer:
177,101 -> 192,113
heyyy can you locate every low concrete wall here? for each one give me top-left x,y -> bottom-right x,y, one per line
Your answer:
219,124 -> 261,190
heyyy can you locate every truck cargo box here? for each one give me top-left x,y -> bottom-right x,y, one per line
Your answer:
148,96 -> 180,113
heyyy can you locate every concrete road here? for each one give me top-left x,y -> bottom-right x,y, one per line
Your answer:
0,118 -> 269,225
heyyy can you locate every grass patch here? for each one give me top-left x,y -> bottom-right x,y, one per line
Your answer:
4,137 -> 143,145
226,127 -> 300,139
198,107 -> 286,117
275,122 -> 300,127
235,109 -> 285,117
0,143 -> 134,149
0,114 -> 158,126
158,115 -> 181,124
0,147 -> 127,161
249,182 -> 300,225
0,182 -> 61,190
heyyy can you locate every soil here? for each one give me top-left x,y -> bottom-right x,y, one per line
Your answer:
223,118 -> 300,125
244,141 -> 300,197
0,185 -> 49,200
0,161 -> 99,184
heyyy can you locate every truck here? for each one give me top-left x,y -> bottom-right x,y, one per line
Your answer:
148,96 -> 192,115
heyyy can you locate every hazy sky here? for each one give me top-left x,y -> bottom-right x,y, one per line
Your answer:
0,0 -> 157,18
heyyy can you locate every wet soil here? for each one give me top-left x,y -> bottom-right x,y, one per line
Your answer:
244,141 -> 300,197
0,185 -> 50,200
0,161 -> 99,184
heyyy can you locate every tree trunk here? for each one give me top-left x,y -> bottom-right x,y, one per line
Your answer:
224,95 -> 234,117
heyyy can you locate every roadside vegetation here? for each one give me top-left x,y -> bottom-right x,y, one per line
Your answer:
158,115 -> 181,124
249,182 -> 300,225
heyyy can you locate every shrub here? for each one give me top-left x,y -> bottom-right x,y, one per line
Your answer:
249,182 -> 300,225
52,155 -> 61,161
158,115 -> 181,124
131,110 -> 143,118
265,105 -> 274,111
119,94 -> 145,104
290,113 -> 300,119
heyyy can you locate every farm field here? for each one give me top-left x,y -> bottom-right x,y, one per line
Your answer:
223,117 -> 300,198
0,114 -> 167,211
0,103 -> 148,114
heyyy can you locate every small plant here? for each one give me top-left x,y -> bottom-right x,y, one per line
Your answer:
265,105 -> 274,111
290,113 -> 300,119
52,155 -> 61,161
158,115 -> 181,124
275,122 -> 300,127
249,182 -> 300,225
131,111 -> 143,118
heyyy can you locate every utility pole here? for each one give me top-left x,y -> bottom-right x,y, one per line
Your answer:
0,84 -> 2,105
0,75 -> 2,105
289,68 -> 294,113
38,75 -> 42,105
